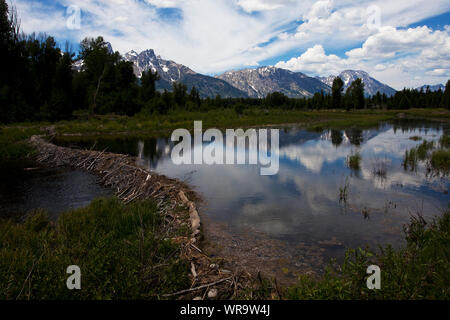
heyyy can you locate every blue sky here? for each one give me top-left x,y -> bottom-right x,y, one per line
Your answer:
12,0 -> 450,89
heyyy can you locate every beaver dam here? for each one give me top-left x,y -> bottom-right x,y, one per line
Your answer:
29,135 -> 264,298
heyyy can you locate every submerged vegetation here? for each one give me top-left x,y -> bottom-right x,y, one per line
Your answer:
0,198 -> 190,299
339,177 -> 350,204
287,210 -> 450,299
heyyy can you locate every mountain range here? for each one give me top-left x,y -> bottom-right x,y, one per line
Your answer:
415,84 -> 445,92
75,45 -> 411,99
123,49 -> 247,98
216,66 -> 330,98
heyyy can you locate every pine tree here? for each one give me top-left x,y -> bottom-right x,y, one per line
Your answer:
331,77 -> 344,109
346,78 -> 365,109
189,86 -> 201,108
173,82 -> 187,107
442,80 -> 450,109
140,69 -> 160,102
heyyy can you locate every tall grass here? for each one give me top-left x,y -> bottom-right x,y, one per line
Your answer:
0,198 -> 189,300
0,127 -> 39,170
403,140 -> 435,171
403,134 -> 449,175
430,149 -> 450,174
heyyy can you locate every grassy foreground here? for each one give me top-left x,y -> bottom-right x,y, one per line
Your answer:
0,198 -> 189,300
0,197 -> 448,300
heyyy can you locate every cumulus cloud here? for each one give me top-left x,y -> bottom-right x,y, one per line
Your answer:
276,25 -> 450,89
346,26 -> 449,59
275,44 -> 349,75
305,0 -> 333,20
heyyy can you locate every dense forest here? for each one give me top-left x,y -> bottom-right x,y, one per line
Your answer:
1,1 -> 449,124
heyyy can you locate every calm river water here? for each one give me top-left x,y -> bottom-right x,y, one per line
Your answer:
53,120 -> 449,261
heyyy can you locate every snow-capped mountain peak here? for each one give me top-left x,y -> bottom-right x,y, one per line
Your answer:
216,66 -> 331,98
318,70 -> 396,96
122,49 -> 246,98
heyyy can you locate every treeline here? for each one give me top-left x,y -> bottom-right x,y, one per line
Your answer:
1,1 -> 449,124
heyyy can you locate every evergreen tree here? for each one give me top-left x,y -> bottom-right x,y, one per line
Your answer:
346,78 -> 365,109
442,80 -> 450,109
331,77 -> 344,109
78,36 -> 138,116
140,69 -> 160,102
173,82 -> 187,107
79,37 -> 118,117
189,86 -> 201,108
265,92 -> 288,108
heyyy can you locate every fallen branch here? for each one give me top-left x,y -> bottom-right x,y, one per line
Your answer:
162,277 -> 233,297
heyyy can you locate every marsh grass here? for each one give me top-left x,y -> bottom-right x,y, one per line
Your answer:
0,197 -> 189,300
47,109 -> 449,136
403,148 -> 418,171
403,140 -> 435,171
339,177 -> 350,204
347,152 -> 361,171
372,157 -> 388,179
403,136 -> 449,175
430,149 -> 450,174
416,140 -> 435,160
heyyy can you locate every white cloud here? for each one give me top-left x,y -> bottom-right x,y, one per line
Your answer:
235,0 -> 289,13
305,0 -> 333,20
276,44 -> 349,76
276,25 -> 450,89
345,26 -> 449,59
144,0 -> 179,8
